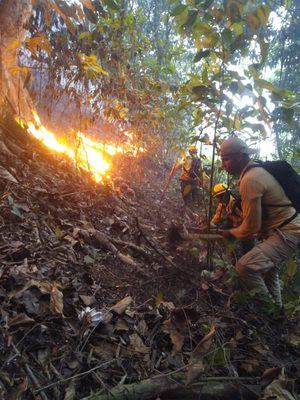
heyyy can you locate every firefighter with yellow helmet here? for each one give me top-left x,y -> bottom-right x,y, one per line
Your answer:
163,145 -> 207,209
211,183 -> 242,228
211,182 -> 255,256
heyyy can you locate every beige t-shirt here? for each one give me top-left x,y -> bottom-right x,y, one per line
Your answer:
230,161 -> 300,239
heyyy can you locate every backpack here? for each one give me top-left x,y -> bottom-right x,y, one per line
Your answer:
247,160 -> 300,213
229,190 -> 242,213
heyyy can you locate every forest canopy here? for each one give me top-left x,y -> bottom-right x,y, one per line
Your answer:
0,0 -> 299,168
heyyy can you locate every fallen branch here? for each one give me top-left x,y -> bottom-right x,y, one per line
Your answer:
110,237 -> 151,259
24,363 -> 49,400
80,229 -> 146,274
81,372 -> 261,400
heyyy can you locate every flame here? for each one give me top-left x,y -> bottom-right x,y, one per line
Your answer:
19,111 -> 143,183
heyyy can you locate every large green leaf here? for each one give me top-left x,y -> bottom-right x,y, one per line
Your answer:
193,49 -> 210,63
171,4 -> 188,16
231,22 -> 243,36
103,0 -> 120,11
255,79 -> 277,91
222,28 -> 233,45
256,4 -> 270,26
184,9 -> 198,28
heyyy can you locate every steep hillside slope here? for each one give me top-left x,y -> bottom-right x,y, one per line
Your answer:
0,122 -> 299,400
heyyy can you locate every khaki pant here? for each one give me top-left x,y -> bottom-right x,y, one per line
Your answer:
236,230 -> 300,307
180,180 -> 201,209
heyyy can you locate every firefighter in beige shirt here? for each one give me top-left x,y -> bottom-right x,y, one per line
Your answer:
219,136 -> 300,309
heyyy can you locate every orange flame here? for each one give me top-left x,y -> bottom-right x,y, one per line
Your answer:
18,111 -> 144,183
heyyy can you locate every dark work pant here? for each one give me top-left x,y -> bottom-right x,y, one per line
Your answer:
180,180 -> 201,209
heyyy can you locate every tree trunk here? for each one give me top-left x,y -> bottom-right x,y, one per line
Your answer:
0,0 -> 33,121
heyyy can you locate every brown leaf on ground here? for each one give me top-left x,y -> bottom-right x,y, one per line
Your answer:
110,296 -> 133,314
50,284 -> 64,315
285,332 -> 300,348
260,366 -> 281,388
8,377 -> 28,400
8,314 -> 35,328
79,295 -> 96,306
129,333 -> 150,354
115,318 -> 129,331
193,325 -> 216,355
162,318 -> 184,355
0,166 -> 18,183
185,325 -> 216,385
185,359 -> 205,386
262,380 -> 296,400
240,359 -> 260,374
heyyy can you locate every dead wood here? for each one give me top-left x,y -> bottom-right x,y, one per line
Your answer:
110,237 -> 151,259
168,224 -> 223,244
81,373 -> 261,400
80,228 -> 146,274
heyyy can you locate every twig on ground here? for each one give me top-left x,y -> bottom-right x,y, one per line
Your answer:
135,217 -> 193,277
24,363 -> 49,400
34,359 -> 116,394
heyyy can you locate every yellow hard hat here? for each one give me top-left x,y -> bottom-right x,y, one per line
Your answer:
213,183 -> 228,196
188,145 -> 197,152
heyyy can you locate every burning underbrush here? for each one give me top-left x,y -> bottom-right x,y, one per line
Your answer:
0,120 -> 300,399
16,110 -> 145,183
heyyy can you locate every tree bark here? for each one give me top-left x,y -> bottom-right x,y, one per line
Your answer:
0,0 -> 33,121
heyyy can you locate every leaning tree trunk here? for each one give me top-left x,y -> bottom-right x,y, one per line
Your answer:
0,0 -> 33,121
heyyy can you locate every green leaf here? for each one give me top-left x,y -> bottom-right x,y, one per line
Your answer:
194,49 -> 210,63
192,85 -> 210,98
248,64 -> 260,79
12,205 -> 22,218
78,31 -> 91,40
171,4 -> 187,16
231,22 -> 243,36
287,258 -> 297,278
255,78 -> 276,91
207,347 -> 231,367
7,194 -> 14,206
256,5 -> 270,26
103,0 -> 120,11
84,255 -> 94,265
222,28 -> 233,45
190,247 -> 199,258
155,291 -> 164,308
192,21 -> 214,37
184,9 -> 198,28
54,227 -> 63,239
193,108 -> 204,125
229,81 -> 239,94
175,7 -> 189,26
201,68 -> 209,84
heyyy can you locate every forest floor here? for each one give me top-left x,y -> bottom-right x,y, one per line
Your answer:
0,121 -> 300,400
